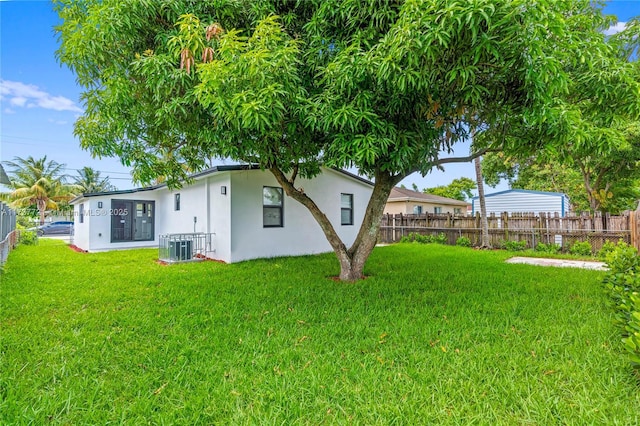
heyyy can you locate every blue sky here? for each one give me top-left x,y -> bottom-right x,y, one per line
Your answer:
1,1 -> 639,192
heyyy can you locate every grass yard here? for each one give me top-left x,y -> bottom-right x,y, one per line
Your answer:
1,240 -> 638,424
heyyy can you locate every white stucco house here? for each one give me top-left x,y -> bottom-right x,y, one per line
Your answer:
70,166 -> 373,263
471,189 -> 570,217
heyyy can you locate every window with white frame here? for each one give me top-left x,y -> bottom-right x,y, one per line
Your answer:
434,207 -> 442,214
413,205 -> 423,214
174,193 -> 181,211
263,187 -> 283,227
341,193 -> 353,225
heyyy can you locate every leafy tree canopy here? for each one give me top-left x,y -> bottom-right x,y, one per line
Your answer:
482,132 -> 640,214
424,177 -> 476,202
478,6 -> 640,214
55,0 -> 640,279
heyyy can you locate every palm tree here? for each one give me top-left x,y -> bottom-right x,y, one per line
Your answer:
1,156 -> 74,225
73,166 -> 116,193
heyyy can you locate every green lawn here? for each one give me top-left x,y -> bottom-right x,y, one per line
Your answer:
1,240 -> 638,424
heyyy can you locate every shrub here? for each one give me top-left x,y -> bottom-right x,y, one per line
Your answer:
604,240 -> 640,275
501,240 -> 527,252
15,225 -> 38,246
602,241 -> 639,328
535,242 -> 561,254
415,234 -> 428,244
18,230 -> 39,246
569,241 -> 592,256
400,232 -> 448,245
598,240 -> 618,260
622,293 -> 640,370
400,233 -> 428,244
456,236 -> 472,247
602,241 -> 640,372
433,233 -> 447,244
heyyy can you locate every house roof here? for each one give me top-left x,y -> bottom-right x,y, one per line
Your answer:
70,165 -> 373,204
387,187 -> 469,206
470,189 -> 569,201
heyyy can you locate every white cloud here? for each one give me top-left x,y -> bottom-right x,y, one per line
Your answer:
0,79 -> 82,113
9,96 -> 27,107
3,108 -> 15,114
604,22 -> 627,36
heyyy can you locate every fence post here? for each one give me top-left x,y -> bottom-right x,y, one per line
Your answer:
540,212 -> 548,245
502,212 -> 509,242
631,209 -> 640,252
0,204 -> 4,242
392,214 -> 396,242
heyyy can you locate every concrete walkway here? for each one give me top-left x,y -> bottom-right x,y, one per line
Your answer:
40,235 -> 73,242
505,256 -> 608,271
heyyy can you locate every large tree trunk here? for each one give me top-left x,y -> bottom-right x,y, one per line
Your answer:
270,167 -> 399,281
474,156 -> 491,248
577,159 -> 605,213
579,167 -> 600,212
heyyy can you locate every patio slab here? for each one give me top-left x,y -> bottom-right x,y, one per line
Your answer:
506,256 -> 608,271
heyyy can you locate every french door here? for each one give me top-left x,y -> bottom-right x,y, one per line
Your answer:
111,200 -> 155,242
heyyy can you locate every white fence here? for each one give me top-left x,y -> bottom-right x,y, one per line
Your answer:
0,202 -> 17,266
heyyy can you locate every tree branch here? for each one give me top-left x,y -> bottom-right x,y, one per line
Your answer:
269,166 -> 348,256
431,146 -> 499,167
289,163 -> 299,186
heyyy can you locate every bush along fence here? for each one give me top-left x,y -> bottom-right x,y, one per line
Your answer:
379,210 -> 640,254
0,202 -> 18,267
602,241 -> 640,374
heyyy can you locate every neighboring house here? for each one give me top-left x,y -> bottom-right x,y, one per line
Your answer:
70,165 -> 373,263
384,187 -> 469,215
471,189 -> 570,217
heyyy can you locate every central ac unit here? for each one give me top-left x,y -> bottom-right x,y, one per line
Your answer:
169,240 -> 192,261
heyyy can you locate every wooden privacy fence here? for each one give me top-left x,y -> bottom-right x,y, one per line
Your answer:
379,210 -> 640,253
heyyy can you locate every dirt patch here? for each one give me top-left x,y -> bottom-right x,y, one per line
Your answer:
156,257 -> 227,266
326,275 -> 369,282
68,244 -> 88,253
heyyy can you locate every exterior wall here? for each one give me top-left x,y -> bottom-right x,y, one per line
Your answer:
72,177 -> 235,260
156,175 -> 232,262
472,190 -> 568,217
157,180 -> 209,234
384,200 -> 466,215
72,168 -> 373,262
229,168 -> 373,263
206,174 -> 232,263
73,202 -> 91,250
77,192 -> 161,251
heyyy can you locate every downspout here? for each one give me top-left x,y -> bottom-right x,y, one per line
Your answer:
206,177 -> 211,234
205,177 -> 213,256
